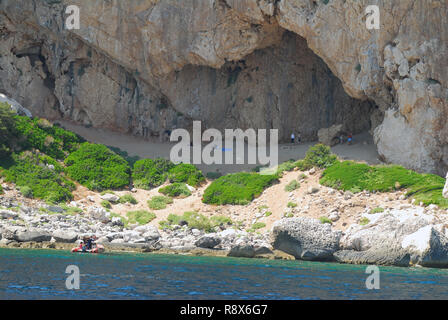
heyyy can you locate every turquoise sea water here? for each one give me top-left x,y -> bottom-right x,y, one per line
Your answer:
0,248 -> 448,300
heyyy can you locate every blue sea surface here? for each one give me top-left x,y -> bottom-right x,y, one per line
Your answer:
1,248 -> 448,300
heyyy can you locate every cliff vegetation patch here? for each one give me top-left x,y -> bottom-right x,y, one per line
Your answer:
64,142 -> 130,191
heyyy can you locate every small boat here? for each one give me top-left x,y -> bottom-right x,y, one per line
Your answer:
71,244 -> 105,254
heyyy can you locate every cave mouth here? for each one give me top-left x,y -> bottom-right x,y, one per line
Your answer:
169,30 -> 380,146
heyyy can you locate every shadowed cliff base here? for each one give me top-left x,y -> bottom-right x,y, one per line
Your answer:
58,120 -> 380,175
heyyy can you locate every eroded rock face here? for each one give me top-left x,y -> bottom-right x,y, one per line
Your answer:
0,0 -> 447,173
271,217 -> 341,261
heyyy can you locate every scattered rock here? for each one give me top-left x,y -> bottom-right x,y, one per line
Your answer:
271,217 -> 341,261
307,186 -> 320,194
317,124 -> 344,146
195,235 -> 221,249
101,193 -> 120,203
228,245 -> 255,258
52,230 -> 78,243
48,206 -> 64,214
16,230 -> 52,242
0,210 -> 18,220
328,212 -> 340,222
401,225 -> 448,268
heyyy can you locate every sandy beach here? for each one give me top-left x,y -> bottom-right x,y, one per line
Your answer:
58,121 -> 382,175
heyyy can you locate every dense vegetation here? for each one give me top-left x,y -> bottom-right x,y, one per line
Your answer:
125,210 -> 156,226
2,100 -> 446,211
168,163 -> 205,187
159,211 -> 233,232
296,144 -> 338,170
132,158 -> 175,189
119,194 -> 138,204
64,143 -> 130,191
147,195 -> 173,210
159,183 -> 192,198
1,151 -> 75,203
15,117 -> 83,160
132,159 -> 204,189
203,172 -> 278,205
320,161 -> 448,208
0,102 -> 18,158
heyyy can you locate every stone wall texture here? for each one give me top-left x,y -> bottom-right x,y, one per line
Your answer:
0,0 -> 446,174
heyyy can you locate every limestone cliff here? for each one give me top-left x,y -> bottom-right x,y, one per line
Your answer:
0,0 -> 446,174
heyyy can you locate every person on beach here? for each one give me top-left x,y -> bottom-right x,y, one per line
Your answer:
347,133 -> 353,145
291,132 -> 295,144
86,236 -> 93,250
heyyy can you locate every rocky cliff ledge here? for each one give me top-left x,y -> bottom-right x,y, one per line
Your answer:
0,0 -> 447,174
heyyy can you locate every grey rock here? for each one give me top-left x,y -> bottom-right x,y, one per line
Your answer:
228,245 -> 256,258
341,208 -> 434,251
195,235 -> 221,249
111,216 -> 124,227
402,225 -> 448,268
16,230 -> 52,242
334,247 -> 411,267
0,210 -> 18,220
271,217 -> 341,261
48,206 -> 64,214
100,193 -> 120,203
52,230 -> 78,243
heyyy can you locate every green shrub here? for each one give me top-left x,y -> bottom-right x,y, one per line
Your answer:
298,173 -> 307,180
276,160 -> 297,175
132,158 -> 174,189
203,172 -> 278,205
287,202 -> 297,208
2,152 -> 74,202
148,196 -> 173,210
14,116 -> 82,160
20,186 -> 33,198
60,204 -> 83,215
210,215 -> 233,227
285,180 -> 300,192
168,163 -> 205,187
126,210 -> 156,226
159,211 -> 230,232
65,142 -> 130,191
302,144 -> 338,169
359,217 -> 370,226
369,207 -> 384,214
159,183 -> 191,198
0,102 -> 18,158
101,200 -> 112,209
265,211 -> 272,217
248,222 -> 266,232
0,184 -> 3,195
319,216 -> 332,224
100,190 -> 116,196
119,194 -> 138,205
321,161 -> 448,207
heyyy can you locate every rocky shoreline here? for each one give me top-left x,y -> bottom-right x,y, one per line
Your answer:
2,188 -> 448,268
